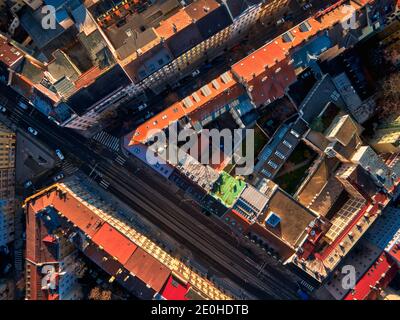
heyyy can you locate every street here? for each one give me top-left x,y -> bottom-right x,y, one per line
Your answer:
0,83 -> 300,299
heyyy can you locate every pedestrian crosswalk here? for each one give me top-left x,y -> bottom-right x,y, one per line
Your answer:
115,154 -> 126,166
61,160 -> 78,175
92,131 -> 120,151
300,280 -> 315,292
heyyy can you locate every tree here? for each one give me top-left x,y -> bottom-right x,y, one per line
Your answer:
377,72 -> 400,119
88,287 -> 112,300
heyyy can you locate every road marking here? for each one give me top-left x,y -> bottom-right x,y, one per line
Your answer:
92,131 -> 120,151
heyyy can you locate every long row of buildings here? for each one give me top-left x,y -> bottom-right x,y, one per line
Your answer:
0,0 -> 291,131
24,177 -> 232,300
122,0 -> 400,298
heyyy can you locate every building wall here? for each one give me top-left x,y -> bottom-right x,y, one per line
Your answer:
0,123 -> 15,247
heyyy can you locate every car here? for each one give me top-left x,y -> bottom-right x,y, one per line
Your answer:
191,69 -> 200,77
28,127 -> 38,136
3,263 -> 12,274
0,106 -> 6,113
138,103 -> 148,111
276,17 -> 286,25
24,180 -> 33,188
302,3 -> 313,10
18,101 -> 28,110
53,173 -> 64,182
55,149 -> 65,161
144,112 -> 154,120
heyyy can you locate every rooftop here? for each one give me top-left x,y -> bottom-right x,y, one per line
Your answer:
24,179 -> 231,300
259,189 -> 317,248
344,252 -> 398,300
126,71 -> 242,145
211,172 -> 246,208
0,36 -> 24,68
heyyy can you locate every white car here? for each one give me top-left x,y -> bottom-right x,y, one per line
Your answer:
18,101 -> 28,110
53,173 -> 64,182
276,17 -> 286,25
191,69 -> 200,77
144,112 -> 154,120
138,103 -> 148,111
55,149 -> 65,161
0,106 -> 6,113
24,180 -> 33,188
28,127 -> 38,136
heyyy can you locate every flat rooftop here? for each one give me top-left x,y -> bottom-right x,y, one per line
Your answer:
211,172 -> 246,208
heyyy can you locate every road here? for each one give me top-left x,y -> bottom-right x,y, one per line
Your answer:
0,83 -> 300,299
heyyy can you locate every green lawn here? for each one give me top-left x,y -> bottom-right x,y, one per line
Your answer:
211,172 -> 246,207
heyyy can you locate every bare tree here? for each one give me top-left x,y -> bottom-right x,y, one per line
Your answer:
377,72 -> 400,119
88,287 -> 112,300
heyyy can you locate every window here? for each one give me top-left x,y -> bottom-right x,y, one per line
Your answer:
283,140 -> 292,149
268,160 -> 278,169
261,169 -> 272,178
275,151 -> 285,160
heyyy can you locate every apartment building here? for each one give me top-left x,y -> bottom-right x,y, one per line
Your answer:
24,178 -> 232,300
0,123 -> 16,247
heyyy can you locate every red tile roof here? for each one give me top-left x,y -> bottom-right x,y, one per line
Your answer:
91,223 -> 138,264
231,0 -> 373,106
124,247 -> 171,292
127,71 -> 242,145
160,275 -> 190,300
344,252 -> 398,300
0,36 -> 24,68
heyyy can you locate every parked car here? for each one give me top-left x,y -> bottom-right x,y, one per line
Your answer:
191,69 -> 200,77
53,173 -> 64,182
276,17 -> 286,25
302,3 -> 313,10
138,103 -> 148,111
18,101 -> 28,110
144,111 -> 154,120
0,106 -> 6,113
55,149 -> 65,161
24,180 -> 33,188
28,127 -> 38,136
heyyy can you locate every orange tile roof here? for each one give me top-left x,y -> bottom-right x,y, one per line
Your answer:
155,10 -> 193,39
124,247 -> 171,292
127,71 -> 242,145
91,223 -> 138,264
231,0 -> 371,105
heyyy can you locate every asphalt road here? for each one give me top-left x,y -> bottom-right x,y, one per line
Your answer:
0,83 -> 300,299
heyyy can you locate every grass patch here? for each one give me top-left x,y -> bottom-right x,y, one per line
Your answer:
211,172 -> 246,207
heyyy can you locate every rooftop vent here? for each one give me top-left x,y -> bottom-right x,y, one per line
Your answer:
299,21 -> 312,32
282,31 -> 295,43
212,79 -> 220,90
192,92 -> 201,102
183,97 -> 193,108
200,85 -> 212,97
220,72 -> 232,84
265,212 -> 281,228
